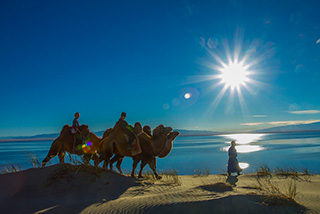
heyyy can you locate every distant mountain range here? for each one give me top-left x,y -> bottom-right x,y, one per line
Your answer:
174,129 -> 219,136
253,122 -> 320,133
1,122 -> 320,141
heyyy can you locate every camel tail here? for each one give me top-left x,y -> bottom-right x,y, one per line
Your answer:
42,138 -> 60,167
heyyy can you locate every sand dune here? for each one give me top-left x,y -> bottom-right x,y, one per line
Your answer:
0,164 -> 319,214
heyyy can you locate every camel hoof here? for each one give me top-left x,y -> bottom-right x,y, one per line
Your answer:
131,174 -> 135,178
156,175 -> 162,180
138,175 -> 144,178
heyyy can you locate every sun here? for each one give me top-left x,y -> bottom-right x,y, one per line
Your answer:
219,62 -> 249,90
183,34 -> 269,116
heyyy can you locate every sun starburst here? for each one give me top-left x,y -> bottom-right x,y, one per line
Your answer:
218,61 -> 249,90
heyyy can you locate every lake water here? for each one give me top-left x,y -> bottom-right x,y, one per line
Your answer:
1,132 -> 320,175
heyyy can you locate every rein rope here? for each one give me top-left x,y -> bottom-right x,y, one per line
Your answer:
136,131 -> 144,137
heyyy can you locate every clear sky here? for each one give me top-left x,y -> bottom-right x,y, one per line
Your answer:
1,0 -> 320,137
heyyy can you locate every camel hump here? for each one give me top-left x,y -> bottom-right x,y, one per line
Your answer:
62,124 -> 71,130
60,124 -> 72,135
103,128 -> 113,139
133,122 -> 142,134
80,124 -> 89,129
153,124 -> 165,136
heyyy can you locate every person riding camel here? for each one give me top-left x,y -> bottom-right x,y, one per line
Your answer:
115,112 -> 135,150
71,112 -> 83,153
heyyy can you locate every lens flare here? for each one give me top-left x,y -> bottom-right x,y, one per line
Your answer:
184,93 -> 191,99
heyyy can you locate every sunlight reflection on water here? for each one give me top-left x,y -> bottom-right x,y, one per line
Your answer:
221,133 -> 266,144
239,162 -> 250,169
222,145 -> 265,153
220,133 -> 266,153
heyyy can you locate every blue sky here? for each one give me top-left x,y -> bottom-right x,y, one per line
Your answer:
1,0 -> 320,137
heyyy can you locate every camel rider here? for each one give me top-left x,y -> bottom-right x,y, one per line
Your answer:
115,112 -> 135,150
71,112 -> 83,153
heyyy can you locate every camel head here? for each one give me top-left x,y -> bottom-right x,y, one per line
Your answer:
165,127 -> 173,134
157,129 -> 180,158
151,124 -> 179,158
153,124 -> 173,138
168,131 -> 180,141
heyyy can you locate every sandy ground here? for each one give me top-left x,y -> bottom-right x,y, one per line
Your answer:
0,163 -> 319,214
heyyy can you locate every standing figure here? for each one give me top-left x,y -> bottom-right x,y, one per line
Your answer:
72,112 -> 83,153
115,112 -> 135,150
227,141 -> 242,176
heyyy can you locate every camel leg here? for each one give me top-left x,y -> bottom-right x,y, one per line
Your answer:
115,157 -> 124,175
131,157 -> 141,177
138,158 -> 148,178
58,152 -> 66,163
149,157 -> 162,180
96,152 -> 108,169
102,154 -> 112,170
99,140 -> 116,170
110,154 -> 124,174
94,155 -> 104,167
109,155 -> 116,171
83,154 -> 91,165
103,160 -> 107,169
42,153 -> 58,167
91,153 -> 99,166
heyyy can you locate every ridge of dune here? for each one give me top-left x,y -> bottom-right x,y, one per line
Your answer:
0,164 -> 319,214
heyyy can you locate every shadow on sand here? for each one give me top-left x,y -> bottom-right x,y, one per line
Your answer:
226,175 -> 239,186
143,194 -> 306,214
0,163 -> 140,214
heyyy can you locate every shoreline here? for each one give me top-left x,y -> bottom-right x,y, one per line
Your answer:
1,129 -> 320,142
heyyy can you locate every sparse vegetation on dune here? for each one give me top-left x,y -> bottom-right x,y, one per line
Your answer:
0,162 -> 21,174
193,168 -> 210,177
274,166 -> 299,178
161,168 -> 181,185
25,152 -> 41,168
1,152 -> 42,173
141,168 -> 181,185
253,164 -> 315,207
256,164 -> 272,177
256,164 -> 313,178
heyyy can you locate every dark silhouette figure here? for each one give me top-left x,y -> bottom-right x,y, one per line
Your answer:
72,112 -> 84,153
227,141 -> 242,176
115,112 -> 135,150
